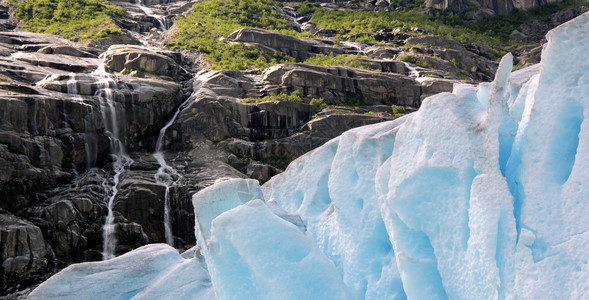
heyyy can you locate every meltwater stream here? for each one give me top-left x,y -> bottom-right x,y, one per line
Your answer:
402,62 -> 420,78
136,0 -> 169,32
153,93 -> 193,246
93,63 -> 134,260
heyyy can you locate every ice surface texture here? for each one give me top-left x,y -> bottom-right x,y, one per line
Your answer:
28,244 -> 214,300
30,12 -> 589,300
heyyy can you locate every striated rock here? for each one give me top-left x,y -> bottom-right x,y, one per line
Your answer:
11,52 -> 99,73
227,28 -> 344,61
0,91 -> 106,202
262,63 -> 421,106
114,173 -> 167,243
356,58 -> 407,73
404,35 -> 498,80
101,45 -> 187,80
0,211 -> 52,294
0,32 -> 73,48
35,72 -> 186,152
37,45 -> 99,58
424,0 -> 563,14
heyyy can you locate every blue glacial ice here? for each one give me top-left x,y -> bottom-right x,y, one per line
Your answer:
28,244 -> 214,300
29,12 -> 589,300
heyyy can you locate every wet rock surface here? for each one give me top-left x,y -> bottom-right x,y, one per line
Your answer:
0,0 -> 576,296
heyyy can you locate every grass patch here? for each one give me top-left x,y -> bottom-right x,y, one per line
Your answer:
439,0 -> 586,42
292,1 -> 321,15
310,8 -> 504,47
304,53 -> 380,71
242,90 -> 305,103
167,0 -> 307,70
11,0 -> 125,41
309,0 -> 585,49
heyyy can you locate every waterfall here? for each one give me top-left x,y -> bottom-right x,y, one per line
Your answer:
93,63 -> 133,260
153,95 -> 192,246
402,62 -> 420,78
137,0 -> 169,32
66,73 -> 78,95
342,41 -> 367,56
273,5 -> 301,32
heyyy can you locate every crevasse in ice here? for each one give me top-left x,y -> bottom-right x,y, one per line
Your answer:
29,12 -> 589,300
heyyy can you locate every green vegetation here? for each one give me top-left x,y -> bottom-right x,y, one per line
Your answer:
310,9 -> 504,47
310,98 -> 328,109
293,1 -> 321,15
304,53 -> 380,71
439,0 -> 586,42
325,94 -> 367,107
0,76 -> 7,82
309,0 -> 584,49
168,0 -> 305,70
399,53 -> 431,68
392,104 -> 406,117
11,0 -> 125,41
242,90 -> 304,103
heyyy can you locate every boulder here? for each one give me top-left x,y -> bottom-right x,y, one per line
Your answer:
101,45 -> 186,80
364,46 -> 402,59
262,63 -> 421,106
227,28 -> 344,61
417,76 -> 460,96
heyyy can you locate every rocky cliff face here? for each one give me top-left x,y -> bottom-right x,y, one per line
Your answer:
0,0 -> 582,297
425,0 -> 562,14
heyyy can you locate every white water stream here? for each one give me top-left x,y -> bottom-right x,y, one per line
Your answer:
402,61 -> 420,78
93,63 -> 133,260
136,0 -> 169,32
153,95 -> 192,246
341,41 -> 367,56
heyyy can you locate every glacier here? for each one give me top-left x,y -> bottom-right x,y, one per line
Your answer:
29,12 -> 589,300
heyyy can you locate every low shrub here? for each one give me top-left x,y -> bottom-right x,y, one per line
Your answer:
310,98 -> 328,109
242,91 -> 304,103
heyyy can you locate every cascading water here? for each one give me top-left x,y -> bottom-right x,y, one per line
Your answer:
136,0 -> 169,32
93,63 -> 133,260
65,73 -> 83,182
341,41 -> 367,56
65,72 -> 97,168
402,61 -> 420,78
66,73 -> 78,95
153,95 -> 192,246
273,5 -> 301,32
